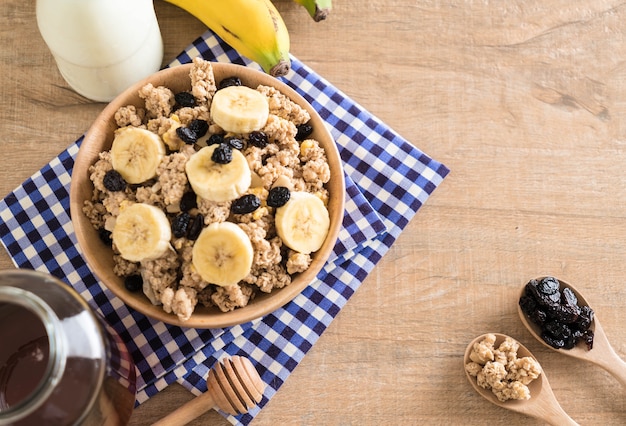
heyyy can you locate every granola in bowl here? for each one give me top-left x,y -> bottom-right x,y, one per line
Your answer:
71,59 -> 345,328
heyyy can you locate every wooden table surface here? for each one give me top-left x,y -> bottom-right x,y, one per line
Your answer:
2,1 -> 626,424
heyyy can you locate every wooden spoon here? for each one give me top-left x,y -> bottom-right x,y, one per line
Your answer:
518,276 -> 626,387
464,333 -> 578,426
152,356 -> 265,426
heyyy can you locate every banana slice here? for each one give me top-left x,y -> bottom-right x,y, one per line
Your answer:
112,203 -> 172,262
110,127 -> 166,184
185,144 -> 251,202
210,85 -> 269,133
192,221 -> 254,286
275,191 -> 330,254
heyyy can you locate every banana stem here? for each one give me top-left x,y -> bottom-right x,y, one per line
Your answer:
270,60 -> 290,77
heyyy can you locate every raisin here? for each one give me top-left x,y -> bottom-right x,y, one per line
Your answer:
561,287 -> 578,308
103,169 -> 126,192
576,305 -> 594,330
218,76 -> 242,90
519,293 -> 538,314
562,335 -> 578,349
546,291 -> 561,305
538,276 -> 560,295
544,320 -> 572,340
175,92 -> 196,107
524,280 -> 541,299
552,304 -> 579,323
295,123 -> 313,141
189,119 -> 209,138
231,194 -> 261,214
541,332 -> 565,349
582,330 -> 594,350
179,191 -> 197,212
226,136 -> 244,150
208,134 -> 224,146
211,143 -> 232,164
527,282 -> 559,307
176,126 -> 198,144
124,275 -> 143,292
571,328 -> 585,340
520,295 -> 548,326
187,214 -> 204,240
172,212 -> 191,238
98,228 -> 113,246
267,186 -> 290,207
248,131 -> 268,148
530,308 -> 548,326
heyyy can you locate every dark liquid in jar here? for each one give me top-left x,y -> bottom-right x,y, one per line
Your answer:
0,271 -> 137,425
0,303 -> 49,409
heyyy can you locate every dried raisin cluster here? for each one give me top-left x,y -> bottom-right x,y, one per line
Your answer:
174,91 -> 196,108
267,186 -> 290,207
231,194 -> 261,214
295,123 -> 313,141
103,170 -> 127,192
176,119 -> 209,145
519,277 -> 594,350
171,211 -> 204,240
218,76 -> 242,90
248,131 -> 268,148
211,143 -> 233,164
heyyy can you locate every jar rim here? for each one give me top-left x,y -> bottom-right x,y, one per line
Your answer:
0,285 -> 67,422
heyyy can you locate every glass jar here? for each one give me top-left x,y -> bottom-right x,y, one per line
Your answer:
35,0 -> 164,102
0,269 -> 136,425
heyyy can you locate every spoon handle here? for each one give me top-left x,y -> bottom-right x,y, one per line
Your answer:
151,391 -> 215,426
601,354 -> 626,388
597,348 -> 626,387
542,402 -> 579,426
590,321 -> 626,387
535,377 -> 579,426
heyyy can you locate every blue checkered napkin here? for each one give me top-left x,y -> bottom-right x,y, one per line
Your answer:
164,32 -> 450,425
0,142 -> 381,401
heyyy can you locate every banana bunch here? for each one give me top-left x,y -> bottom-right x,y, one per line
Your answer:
163,0 -> 290,77
163,0 -> 332,77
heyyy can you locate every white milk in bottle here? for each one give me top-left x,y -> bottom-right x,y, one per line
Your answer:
36,0 -> 164,102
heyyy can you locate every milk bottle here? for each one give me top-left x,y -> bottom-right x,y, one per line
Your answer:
36,0 -> 164,102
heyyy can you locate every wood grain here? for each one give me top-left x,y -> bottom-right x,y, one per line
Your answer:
2,1 -> 626,424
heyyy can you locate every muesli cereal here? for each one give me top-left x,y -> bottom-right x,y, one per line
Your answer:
83,58 -> 332,321
465,334 -> 542,402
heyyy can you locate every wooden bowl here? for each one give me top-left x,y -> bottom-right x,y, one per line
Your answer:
70,62 -> 345,329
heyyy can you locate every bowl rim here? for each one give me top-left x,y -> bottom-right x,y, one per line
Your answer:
69,61 -> 345,329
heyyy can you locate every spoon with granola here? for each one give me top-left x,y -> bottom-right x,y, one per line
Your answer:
464,333 -> 578,426
518,276 -> 626,387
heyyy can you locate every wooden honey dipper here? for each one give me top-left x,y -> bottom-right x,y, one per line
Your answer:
152,356 -> 265,425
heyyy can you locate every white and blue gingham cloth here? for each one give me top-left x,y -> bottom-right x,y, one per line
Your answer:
0,31 -> 449,425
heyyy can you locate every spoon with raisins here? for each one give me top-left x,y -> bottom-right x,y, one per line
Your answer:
518,276 -> 626,387
464,333 -> 578,425
152,356 -> 265,425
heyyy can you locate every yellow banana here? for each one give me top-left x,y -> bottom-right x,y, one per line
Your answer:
292,0 -> 332,22
164,0 -> 291,77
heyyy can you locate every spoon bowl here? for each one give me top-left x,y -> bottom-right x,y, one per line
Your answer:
464,333 -> 577,426
518,276 -> 626,387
